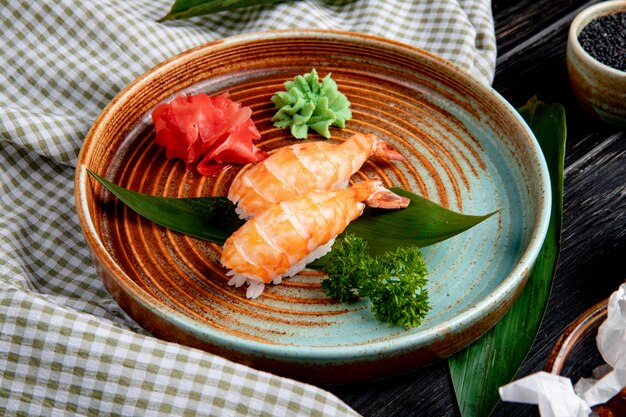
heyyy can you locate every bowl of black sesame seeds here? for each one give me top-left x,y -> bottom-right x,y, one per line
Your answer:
567,0 -> 626,126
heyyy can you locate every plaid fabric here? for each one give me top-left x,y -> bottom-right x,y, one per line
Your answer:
0,1 -> 495,415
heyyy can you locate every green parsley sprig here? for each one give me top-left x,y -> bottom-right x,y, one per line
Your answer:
321,235 -> 430,328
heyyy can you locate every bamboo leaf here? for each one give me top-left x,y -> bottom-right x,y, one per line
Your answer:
448,97 -> 566,417
309,190 -> 495,268
87,171 -> 494,258
88,169 -> 244,244
159,0 -> 290,21
345,187 -> 496,256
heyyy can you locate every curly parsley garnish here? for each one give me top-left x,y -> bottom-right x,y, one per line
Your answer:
321,235 -> 430,328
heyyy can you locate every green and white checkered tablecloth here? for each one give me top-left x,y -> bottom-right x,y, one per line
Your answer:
0,1 -> 495,415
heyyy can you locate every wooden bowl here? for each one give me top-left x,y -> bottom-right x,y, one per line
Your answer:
75,30 -> 551,384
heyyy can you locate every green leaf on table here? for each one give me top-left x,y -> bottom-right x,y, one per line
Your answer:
87,170 -> 494,258
159,0 -> 291,21
448,97 -> 566,417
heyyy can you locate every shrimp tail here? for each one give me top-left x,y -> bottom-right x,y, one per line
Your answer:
366,188 -> 410,209
372,137 -> 406,161
350,179 -> 410,209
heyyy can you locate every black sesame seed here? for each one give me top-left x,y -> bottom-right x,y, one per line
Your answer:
577,11 -> 626,71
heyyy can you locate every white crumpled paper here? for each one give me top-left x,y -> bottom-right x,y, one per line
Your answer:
499,282 -> 626,417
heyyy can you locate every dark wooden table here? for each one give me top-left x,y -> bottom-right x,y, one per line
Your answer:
329,0 -> 626,415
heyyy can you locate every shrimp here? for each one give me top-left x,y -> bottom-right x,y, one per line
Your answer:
227,133 -> 405,218
221,179 -> 410,298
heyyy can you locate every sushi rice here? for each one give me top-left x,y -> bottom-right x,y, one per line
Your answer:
226,237 -> 336,298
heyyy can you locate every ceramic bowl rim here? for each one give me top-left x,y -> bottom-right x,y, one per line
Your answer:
75,29 -> 552,362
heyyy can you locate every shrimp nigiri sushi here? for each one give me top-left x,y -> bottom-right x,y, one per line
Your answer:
221,179 -> 410,298
227,133 -> 405,218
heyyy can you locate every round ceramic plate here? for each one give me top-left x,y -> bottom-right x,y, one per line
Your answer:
75,30 -> 551,384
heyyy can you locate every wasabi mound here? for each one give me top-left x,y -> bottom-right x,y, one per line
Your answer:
271,69 -> 352,139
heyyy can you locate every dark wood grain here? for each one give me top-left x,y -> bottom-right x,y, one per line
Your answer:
493,0 -> 593,54
330,0 -> 626,415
